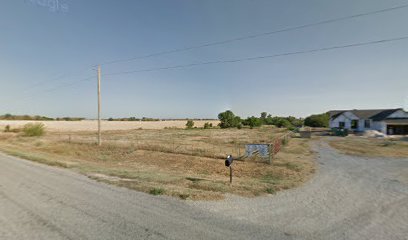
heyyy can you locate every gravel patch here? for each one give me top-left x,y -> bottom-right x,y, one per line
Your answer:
189,140 -> 408,240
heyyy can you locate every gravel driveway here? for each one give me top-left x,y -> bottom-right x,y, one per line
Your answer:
190,141 -> 408,240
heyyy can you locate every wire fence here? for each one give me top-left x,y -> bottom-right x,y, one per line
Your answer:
59,131 -> 294,164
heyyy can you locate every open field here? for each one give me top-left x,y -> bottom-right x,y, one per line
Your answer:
0,126 -> 315,200
0,120 -> 220,132
329,136 -> 408,158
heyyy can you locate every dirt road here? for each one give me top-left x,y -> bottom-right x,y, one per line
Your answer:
0,141 -> 407,239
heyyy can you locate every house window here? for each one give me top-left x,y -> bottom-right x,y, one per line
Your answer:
364,120 -> 371,128
339,122 -> 345,128
351,120 -> 358,129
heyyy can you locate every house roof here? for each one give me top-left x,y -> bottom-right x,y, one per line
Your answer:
329,109 -> 404,121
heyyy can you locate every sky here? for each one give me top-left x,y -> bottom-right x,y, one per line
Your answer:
1,0 -> 408,119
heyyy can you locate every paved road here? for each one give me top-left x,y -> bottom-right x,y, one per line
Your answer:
1,142 -> 407,240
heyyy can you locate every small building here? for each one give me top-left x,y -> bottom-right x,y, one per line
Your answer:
329,108 -> 408,135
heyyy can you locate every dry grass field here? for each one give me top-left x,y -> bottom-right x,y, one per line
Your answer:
0,124 -> 316,200
0,120 -> 220,131
329,136 -> 408,158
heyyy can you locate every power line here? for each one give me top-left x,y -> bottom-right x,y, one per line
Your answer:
11,35 -> 408,103
104,35 -> 408,76
20,67 -> 93,93
41,76 -> 94,93
100,3 -> 408,66
7,35 -> 407,113
9,76 -> 94,108
15,3 -> 408,97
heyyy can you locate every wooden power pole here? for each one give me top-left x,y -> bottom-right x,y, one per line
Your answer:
97,65 -> 102,146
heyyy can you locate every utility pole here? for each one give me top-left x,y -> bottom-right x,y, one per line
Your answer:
97,65 -> 102,146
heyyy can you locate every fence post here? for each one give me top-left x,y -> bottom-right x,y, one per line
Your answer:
268,144 -> 272,164
238,143 -> 241,158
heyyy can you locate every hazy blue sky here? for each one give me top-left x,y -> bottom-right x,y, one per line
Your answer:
1,0 -> 408,119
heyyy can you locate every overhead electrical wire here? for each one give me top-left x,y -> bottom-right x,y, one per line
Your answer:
13,34 -> 408,105
10,3 -> 408,104
17,2 -> 408,94
103,35 -> 408,77
9,76 -> 95,108
99,3 -> 408,66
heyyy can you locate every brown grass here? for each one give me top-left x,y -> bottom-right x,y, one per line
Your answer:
0,120 -> 220,132
329,136 -> 408,158
0,126 -> 315,200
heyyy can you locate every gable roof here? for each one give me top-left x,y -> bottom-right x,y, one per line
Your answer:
329,109 -> 404,121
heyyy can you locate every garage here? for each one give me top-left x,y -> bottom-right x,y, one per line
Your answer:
385,119 -> 408,135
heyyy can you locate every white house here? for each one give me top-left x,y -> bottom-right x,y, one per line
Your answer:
329,108 -> 408,135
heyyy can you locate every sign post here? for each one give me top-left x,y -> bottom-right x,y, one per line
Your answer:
225,155 -> 233,184
229,165 -> 233,184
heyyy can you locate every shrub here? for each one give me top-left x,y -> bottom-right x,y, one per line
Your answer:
282,137 -> 289,146
23,123 -> 46,137
186,120 -> 194,129
266,187 -> 276,194
178,193 -> 190,200
4,125 -> 11,132
203,122 -> 211,129
149,188 -> 165,195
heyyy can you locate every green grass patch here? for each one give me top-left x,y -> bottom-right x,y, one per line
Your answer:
149,188 -> 165,195
23,123 -> 46,137
266,187 -> 276,194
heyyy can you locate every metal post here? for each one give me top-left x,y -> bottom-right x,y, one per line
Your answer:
229,166 -> 233,184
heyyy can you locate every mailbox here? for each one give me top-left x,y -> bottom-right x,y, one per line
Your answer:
225,155 -> 233,167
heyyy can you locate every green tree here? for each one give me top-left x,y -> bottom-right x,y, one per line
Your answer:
218,110 -> 241,128
275,118 -> 292,128
186,120 -> 194,129
304,113 -> 330,127
260,112 -> 268,124
243,116 -> 262,129
286,116 -> 304,128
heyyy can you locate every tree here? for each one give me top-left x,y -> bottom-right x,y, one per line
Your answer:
304,113 -> 330,127
218,110 -> 241,128
203,122 -> 212,129
260,112 -> 268,124
243,116 -> 262,128
186,120 -> 194,129
286,116 -> 304,128
274,118 -> 292,128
